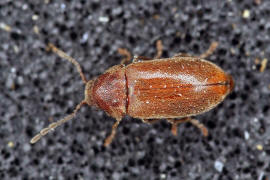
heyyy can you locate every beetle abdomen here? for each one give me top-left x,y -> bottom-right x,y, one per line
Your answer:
126,57 -> 234,119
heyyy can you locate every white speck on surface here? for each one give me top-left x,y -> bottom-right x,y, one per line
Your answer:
13,45 -> 19,53
155,137 -> 163,144
22,4 -> 28,10
0,22 -> 11,32
32,14 -> 39,21
11,67 -> 16,73
6,76 -> 14,89
228,12 -> 234,16
214,160 -> 224,172
60,3 -> 66,10
258,172 -> 264,180
146,100 -> 150,104
99,16 -> 109,23
163,85 -> 167,88
160,174 -> 166,179
256,144 -> 263,151
44,94 -> 52,102
7,141 -> 14,148
112,7 -> 122,15
244,131 -> 250,140
23,144 -> 31,152
242,9 -> 250,19
130,167 -> 140,175
18,76 -> 24,85
33,25 -> 39,34
112,172 -> 120,180
80,33 -> 89,43
136,151 -> 145,159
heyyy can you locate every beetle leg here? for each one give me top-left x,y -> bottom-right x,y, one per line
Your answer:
198,41 -> 219,59
173,42 -> 218,59
189,118 -> 208,137
167,117 -> 208,137
119,40 -> 163,64
154,40 -> 163,59
134,40 -> 163,62
133,40 -> 163,62
141,119 -> 160,124
167,118 -> 190,136
104,118 -> 122,146
118,48 -> 132,65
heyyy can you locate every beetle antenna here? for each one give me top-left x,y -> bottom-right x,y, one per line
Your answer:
47,43 -> 88,84
30,100 -> 87,144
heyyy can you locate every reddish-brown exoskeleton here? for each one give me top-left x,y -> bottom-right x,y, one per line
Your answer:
30,41 -> 234,146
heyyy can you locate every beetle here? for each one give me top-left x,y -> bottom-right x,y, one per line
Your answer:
30,40 -> 234,146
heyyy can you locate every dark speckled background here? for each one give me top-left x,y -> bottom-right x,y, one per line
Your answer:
1,0 -> 270,179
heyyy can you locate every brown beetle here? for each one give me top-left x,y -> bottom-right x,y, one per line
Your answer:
30,41 -> 234,146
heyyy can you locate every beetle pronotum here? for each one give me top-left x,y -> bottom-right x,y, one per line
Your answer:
30,41 -> 234,146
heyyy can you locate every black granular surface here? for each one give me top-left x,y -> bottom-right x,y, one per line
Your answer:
1,0 -> 270,179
